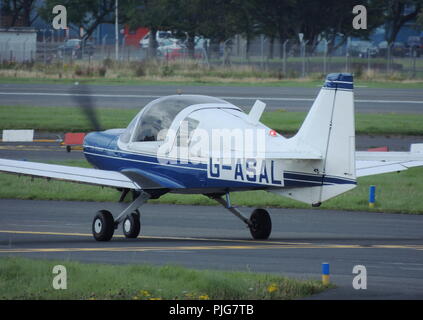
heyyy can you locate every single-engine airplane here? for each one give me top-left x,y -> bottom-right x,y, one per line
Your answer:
1,73 -> 422,241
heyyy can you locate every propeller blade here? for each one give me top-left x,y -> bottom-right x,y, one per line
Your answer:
71,83 -> 102,132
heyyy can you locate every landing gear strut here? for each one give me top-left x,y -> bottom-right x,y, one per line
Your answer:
210,193 -> 272,240
91,191 -> 150,241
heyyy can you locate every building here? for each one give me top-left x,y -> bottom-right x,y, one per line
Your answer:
0,27 -> 37,62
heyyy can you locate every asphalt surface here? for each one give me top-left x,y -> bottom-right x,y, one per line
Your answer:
1,133 -> 422,164
0,199 -> 422,300
0,141 -> 83,161
0,83 -> 422,113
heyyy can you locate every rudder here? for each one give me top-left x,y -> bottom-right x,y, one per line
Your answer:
273,73 -> 356,205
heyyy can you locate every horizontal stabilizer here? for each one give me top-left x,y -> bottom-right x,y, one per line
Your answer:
356,144 -> 423,177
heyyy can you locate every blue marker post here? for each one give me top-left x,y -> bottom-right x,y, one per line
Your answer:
322,263 -> 330,285
369,185 -> 376,208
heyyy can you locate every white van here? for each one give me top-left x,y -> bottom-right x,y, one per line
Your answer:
139,31 -> 172,48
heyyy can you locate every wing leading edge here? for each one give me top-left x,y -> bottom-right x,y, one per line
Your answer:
0,158 -> 141,189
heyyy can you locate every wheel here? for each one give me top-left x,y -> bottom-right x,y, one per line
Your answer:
122,212 -> 141,238
66,145 -> 71,152
249,208 -> 272,240
92,210 -> 115,241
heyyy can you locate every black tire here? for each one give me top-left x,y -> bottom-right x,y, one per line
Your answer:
92,210 -> 114,241
249,208 -> 272,240
122,212 -> 141,239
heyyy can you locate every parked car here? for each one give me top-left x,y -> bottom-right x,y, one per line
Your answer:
57,39 -> 95,59
157,39 -> 184,56
139,31 -> 172,48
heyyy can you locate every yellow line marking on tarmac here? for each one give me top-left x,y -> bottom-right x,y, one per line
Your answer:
0,230 -> 312,246
0,230 -> 93,237
1,230 -> 423,253
0,244 -> 374,254
0,244 -> 422,254
0,140 -> 58,143
0,146 -> 81,152
372,244 -> 423,249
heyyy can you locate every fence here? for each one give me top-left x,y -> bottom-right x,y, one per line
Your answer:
0,35 -> 422,79
217,37 -> 423,79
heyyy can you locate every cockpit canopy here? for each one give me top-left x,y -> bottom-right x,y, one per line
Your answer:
120,95 -> 231,144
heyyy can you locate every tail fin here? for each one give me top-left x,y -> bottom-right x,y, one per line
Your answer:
273,73 -> 356,205
294,73 -> 356,179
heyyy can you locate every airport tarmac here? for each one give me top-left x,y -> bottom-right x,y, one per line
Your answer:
0,199 -> 422,300
0,83 -> 422,113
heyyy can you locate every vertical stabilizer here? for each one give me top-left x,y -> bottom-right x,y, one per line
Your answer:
272,73 -> 356,205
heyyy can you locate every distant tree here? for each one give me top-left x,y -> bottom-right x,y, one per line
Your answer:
317,0 -> 385,53
195,0 -> 245,60
1,0 -> 38,27
250,0 -> 381,57
417,8 -> 423,27
230,0 -> 260,60
123,0 -> 172,58
39,0 -> 119,41
163,0 -> 207,59
380,0 -> 423,44
251,0 -> 296,58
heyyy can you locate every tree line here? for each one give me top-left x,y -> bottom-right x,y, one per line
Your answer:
1,0 -> 422,58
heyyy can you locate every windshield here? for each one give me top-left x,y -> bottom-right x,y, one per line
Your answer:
131,95 -> 228,142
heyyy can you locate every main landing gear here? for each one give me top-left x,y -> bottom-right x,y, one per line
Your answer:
210,193 -> 272,240
91,190 -> 271,241
92,190 -> 150,241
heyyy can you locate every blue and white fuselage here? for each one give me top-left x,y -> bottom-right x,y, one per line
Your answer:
84,134 -> 355,193
83,76 -> 357,204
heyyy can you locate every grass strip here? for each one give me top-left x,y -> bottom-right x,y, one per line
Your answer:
2,106 -> 423,136
0,76 -> 422,89
0,160 -> 422,214
0,257 -> 328,300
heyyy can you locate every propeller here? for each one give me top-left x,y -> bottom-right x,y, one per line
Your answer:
71,82 -> 102,132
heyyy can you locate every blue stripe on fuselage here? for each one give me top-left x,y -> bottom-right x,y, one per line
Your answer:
83,141 -> 356,190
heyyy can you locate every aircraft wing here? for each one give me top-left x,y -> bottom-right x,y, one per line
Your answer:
355,144 -> 423,177
0,159 -> 141,189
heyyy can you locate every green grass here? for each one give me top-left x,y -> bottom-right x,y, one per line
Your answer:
1,160 -> 422,214
2,105 -> 423,136
0,106 -> 138,133
0,75 -> 422,89
0,257 -> 328,300
262,111 -> 423,136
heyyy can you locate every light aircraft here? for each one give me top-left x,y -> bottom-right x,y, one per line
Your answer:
1,73 -> 422,241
